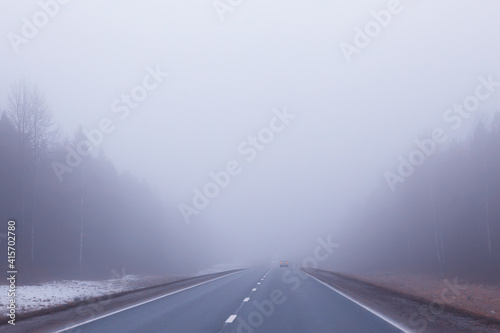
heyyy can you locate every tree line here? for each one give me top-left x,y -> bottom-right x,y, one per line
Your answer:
341,111 -> 500,281
0,82 -> 177,282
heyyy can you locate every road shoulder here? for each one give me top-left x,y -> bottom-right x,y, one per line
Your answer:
0,270 -> 243,333
304,268 -> 500,333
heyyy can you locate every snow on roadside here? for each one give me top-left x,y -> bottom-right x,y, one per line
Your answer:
0,275 -> 143,316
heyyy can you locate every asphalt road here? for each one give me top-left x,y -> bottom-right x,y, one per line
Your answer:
57,267 -> 405,333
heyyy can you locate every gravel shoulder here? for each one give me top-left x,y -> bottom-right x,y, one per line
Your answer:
304,268 -> 500,333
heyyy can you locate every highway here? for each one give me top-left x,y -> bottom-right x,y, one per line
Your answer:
57,267 -> 405,333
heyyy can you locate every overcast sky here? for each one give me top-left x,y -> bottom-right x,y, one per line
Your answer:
1,0 -> 500,267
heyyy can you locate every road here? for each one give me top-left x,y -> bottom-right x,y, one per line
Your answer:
57,267 -> 406,333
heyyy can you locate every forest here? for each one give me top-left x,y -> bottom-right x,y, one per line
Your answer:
343,111 -> 500,281
1,81 -> 499,283
0,82 -> 175,283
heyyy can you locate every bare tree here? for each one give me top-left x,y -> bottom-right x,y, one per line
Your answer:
7,81 -> 33,274
7,81 -> 57,276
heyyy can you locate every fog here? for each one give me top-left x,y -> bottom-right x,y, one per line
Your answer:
1,0 -> 500,280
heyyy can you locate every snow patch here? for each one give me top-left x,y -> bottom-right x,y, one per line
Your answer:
0,275 -> 142,316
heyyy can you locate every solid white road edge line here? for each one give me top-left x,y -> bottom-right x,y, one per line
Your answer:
54,270 -> 244,333
225,315 -> 237,323
305,272 -> 412,333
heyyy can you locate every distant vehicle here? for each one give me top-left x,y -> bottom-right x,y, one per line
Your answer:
280,260 -> 288,268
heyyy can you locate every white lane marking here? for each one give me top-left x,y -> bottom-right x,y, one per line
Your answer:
252,288 -> 257,291
257,282 -> 261,285
243,297 -> 250,302
261,278 -> 264,280
225,315 -> 237,323
55,270 -> 244,333
305,272 -> 412,333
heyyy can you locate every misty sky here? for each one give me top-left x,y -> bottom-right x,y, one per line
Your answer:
1,0 -> 500,266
